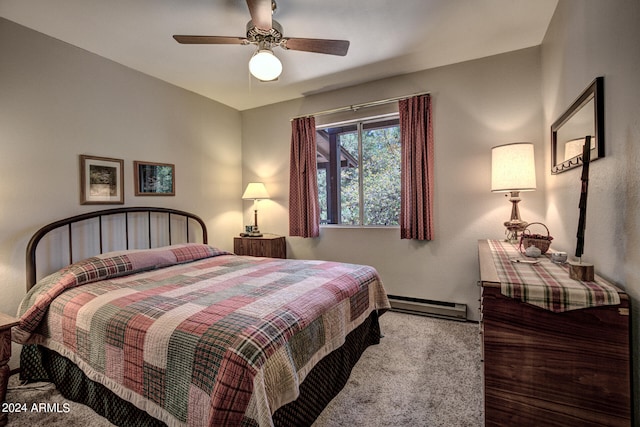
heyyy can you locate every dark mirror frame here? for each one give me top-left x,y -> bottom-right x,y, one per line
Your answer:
551,77 -> 604,174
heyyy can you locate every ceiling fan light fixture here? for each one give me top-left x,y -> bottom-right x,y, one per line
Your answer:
249,48 -> 282,81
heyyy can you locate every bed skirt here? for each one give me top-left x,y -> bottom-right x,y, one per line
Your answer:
20,310 -> 383,427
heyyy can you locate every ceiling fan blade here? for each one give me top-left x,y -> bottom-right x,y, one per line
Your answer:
246,0 -> 272,32
283,38 -> 350,56
173,35 -> 247,45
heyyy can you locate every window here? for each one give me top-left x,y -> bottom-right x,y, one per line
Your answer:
316,115 -> 401,226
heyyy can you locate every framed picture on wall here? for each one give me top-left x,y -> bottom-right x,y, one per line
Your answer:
134,161 -> 175,196
80,155 -> 124,204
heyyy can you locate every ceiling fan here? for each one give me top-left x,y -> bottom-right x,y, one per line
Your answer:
173,0 -> 350,81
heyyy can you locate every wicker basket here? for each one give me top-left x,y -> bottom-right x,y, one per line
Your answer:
520,222 -> 553,254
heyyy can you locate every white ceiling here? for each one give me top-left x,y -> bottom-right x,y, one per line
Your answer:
0,0 -> 558,111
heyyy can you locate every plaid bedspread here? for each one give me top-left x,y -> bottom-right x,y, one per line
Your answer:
13,244 -> 390,427
488,239 -> 620,312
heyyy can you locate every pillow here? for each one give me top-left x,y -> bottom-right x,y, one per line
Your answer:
15,244 -> 230,338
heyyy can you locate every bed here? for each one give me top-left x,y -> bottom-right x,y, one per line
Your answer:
13,207 -> 390,427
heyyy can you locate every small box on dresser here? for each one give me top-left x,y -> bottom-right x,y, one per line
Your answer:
478,240 -> 631,427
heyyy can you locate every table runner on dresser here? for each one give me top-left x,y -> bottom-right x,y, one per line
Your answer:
487,239 -> 620,312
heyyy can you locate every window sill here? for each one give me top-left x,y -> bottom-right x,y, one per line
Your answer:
320,224 -> 399,230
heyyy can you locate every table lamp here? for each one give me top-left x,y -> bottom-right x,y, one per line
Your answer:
242,182 -> 270,237
491,142 -> 536,241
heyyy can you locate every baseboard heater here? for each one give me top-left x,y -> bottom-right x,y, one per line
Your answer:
387,295 -> 467,321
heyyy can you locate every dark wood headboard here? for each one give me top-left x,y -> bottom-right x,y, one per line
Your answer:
26,207 -> 208,291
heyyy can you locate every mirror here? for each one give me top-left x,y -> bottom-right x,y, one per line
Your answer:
551,77 -> 604,174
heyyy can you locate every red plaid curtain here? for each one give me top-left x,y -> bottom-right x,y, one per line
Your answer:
399,94 -> 434,240
289,117 -> 320,237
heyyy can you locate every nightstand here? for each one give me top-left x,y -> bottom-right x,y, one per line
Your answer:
234,234 -> 286,259
0,313 -> 19,427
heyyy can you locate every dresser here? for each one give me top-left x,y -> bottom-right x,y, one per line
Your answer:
234,234 -> 286,259
478,240 -> 631,427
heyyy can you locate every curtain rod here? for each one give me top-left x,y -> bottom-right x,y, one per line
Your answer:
290,91 -> 430,121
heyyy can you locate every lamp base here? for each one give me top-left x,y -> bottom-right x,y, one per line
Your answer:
248,225 -> 262,237
504,219 -> 528,242
502,191 -> 527,242
240,231 -> 263,237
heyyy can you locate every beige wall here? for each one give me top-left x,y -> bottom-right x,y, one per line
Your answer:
0,18 -> 243,367
541,0 -> 640,419
241,47 -> 546,322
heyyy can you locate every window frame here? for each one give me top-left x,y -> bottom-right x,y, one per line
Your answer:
316,113 -> 401,227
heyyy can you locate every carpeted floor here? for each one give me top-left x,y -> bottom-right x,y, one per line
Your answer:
4,378 -> 114,427
313,311 -> 483,426
5,311 -> 483,426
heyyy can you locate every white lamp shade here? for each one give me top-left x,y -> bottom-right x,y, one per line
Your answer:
242,182 -> 270,200
249,49 -> 282,81
491,142 -> 536,192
